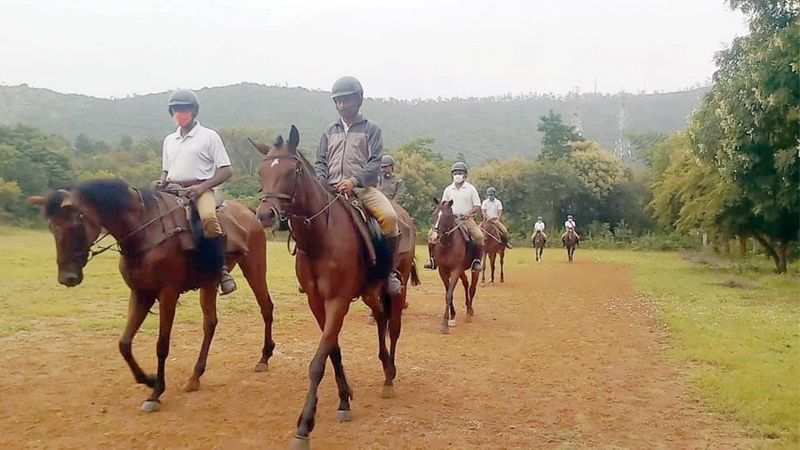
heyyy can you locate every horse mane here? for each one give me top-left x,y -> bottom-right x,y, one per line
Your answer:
74,179 -> 156,218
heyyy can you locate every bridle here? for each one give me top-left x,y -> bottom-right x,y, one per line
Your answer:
259,154 -> 341,226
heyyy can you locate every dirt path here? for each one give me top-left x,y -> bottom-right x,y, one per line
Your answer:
1,257 -> 744,449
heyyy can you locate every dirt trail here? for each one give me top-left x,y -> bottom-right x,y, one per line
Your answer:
1,258 -> 744,449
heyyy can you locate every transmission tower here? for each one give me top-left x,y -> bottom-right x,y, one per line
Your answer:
613,97 -> 632,160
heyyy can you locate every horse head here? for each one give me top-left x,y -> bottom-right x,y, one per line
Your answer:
251,125 -> 302,229
27,190 -> 101,287
434,199 -> 456,243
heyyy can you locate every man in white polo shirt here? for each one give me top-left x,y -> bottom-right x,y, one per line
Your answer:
425,161 -> 484,271
157,89 -> 236,295
481,187 -> 512,248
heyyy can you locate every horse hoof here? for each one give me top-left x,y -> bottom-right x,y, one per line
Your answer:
290,436 -> 310,450
439,326 -> 449,334
465,315 -> 473,323
336,410 -> 352,422
254,361 -> 269,372
381,385 -> 396,399
140,400 -> 161,413
183,378 -> 200,392
448,319 -> 457,327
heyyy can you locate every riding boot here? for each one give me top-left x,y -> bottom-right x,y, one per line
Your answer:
502,237 -> 513,249
219,267 -> 237,295
384,235 -> 402,295
471,244 -> 484,272
424,242 -> 437,270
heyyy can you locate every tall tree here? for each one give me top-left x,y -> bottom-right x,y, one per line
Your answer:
536,110 -> 583,161
687,0 -> 799,272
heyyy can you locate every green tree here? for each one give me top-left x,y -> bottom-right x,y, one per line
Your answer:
687,0 -> 799,272
536,110 -> 583,161
391,138 -> 452,227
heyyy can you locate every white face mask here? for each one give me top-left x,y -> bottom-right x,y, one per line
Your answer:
453,174 -> 464,184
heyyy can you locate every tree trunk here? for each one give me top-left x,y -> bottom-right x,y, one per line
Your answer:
739,235 -> 748,257
776,242 -> 789,274
752,233 -> 784,273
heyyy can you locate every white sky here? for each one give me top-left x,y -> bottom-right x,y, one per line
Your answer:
0,0 -> 747,99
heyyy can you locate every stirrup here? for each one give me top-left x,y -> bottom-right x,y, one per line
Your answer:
219,269 -> 237,295
471,259 -> 482,272
386,271 -> 402,295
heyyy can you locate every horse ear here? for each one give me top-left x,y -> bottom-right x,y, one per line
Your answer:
275,135 -> 284,148
27,196 -> 46,207
447,199 -> 453,207
248,137 -> 271,155
60,194 -> 74,207
432,196 -> 439,206
288,125 -> 299,152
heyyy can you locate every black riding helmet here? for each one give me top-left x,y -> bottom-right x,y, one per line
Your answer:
167,89 -> 199,116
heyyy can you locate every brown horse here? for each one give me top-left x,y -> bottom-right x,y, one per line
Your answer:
432,200 -> 478,334
533,230 -> 546,262
480,219 -> 505,283
564,228 -> 580,262
251,126 -> 418,450
27,180 -> 275,412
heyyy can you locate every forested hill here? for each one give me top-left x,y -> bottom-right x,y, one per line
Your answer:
0,83 -> 706,162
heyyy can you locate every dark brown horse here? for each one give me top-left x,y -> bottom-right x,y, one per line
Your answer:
27,180 -> 275,412
564,228 -> 579,262
533,230 -> 546,262
251,126 -> 418,450
432,200 -> 478,334
480,219 -> 505,283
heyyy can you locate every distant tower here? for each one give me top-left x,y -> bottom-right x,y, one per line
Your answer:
613,97 -> 632,160
569,86 -> 583,136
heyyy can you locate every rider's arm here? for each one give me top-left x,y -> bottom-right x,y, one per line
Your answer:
199,166 -> 233,191
314,131 -> 329,182
352,124 -> 383,188
394,179 -> 407,204
466,186 -> 481,217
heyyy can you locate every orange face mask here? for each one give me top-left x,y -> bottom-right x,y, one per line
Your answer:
173,111 -> 194,128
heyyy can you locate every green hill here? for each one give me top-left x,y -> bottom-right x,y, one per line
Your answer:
0,83 -> 706,162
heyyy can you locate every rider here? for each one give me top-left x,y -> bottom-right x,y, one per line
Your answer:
158,89 -> 237,294
377,155 -> 408,204
481,187 -> 512,248
424,162 -> 484,271
561,214 -> 580,245
533,216 -> 547,242
315,76 -> 403,295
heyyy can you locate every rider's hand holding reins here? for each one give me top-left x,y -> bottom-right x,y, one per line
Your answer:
336,179 -> 356,194
185,184 -> 208,200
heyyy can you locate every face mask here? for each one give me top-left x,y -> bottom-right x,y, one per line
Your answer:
488,195 -> 495,200
173,111 -> 194,128
453,174 -> 464,184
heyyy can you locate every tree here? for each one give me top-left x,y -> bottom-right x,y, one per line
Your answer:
536,110 -> 583,161
687,0 -> 799,272
391,138 -> 452,227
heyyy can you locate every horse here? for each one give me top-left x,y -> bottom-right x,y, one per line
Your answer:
27,180 -> 275,413
432,200 -> 479,334
250,126 -> 418,450
533,230 -> 546,262
480,219 -> 505,283
564,228 -> 579,262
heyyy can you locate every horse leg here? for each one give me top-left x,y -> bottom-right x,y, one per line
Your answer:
292,299 -> 350,448
140,290 -> 179,412
481,251 -> 486,284
439,271 -> 456,333
384,292 -> 403,398
184,284 -> 218,393
370,293 -> 392,398
489,252 -> 496,283
467,270 -> 478,318
500,249 -> 505,283
118,290 -> 157,390
329,345 -> 354,422
239,254 -> 275,372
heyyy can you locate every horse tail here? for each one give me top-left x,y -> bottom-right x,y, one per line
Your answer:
410,260 -> 421,286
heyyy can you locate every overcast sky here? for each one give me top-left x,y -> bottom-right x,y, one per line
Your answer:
0,0 -> 747,99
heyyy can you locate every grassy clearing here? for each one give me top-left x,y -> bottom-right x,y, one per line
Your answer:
591,249 -> 799,448
0,228 -> 315,337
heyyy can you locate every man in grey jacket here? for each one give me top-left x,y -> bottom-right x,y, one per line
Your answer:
315,76 -> 402,295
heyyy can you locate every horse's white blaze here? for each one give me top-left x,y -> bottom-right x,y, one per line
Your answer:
270,159 -> 280,168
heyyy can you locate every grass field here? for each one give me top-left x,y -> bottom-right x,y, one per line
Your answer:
2,227 -> 798,447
